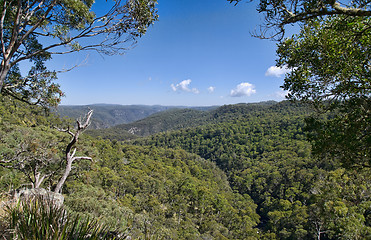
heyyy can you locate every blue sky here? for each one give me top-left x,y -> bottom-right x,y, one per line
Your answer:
54,0 -> 291,106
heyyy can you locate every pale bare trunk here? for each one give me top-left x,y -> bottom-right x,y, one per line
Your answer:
54,110 -> 93,194
54,155 -> 72,193
34,172 -> 46,189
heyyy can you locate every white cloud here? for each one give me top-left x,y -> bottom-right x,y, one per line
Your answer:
207,86 -> 215,93
192,88 -> 200,94
171,79 -> 199,94
275,89 -> 289,99
230,82 -> 256,97
265,65 -> 291,77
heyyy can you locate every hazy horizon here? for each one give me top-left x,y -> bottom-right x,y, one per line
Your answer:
58,99 -> 279,107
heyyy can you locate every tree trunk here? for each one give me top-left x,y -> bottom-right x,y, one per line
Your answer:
0,60 -> 10,92
34,172 -> 46,189
54,110 -> 93,194
54,155 -> 73,194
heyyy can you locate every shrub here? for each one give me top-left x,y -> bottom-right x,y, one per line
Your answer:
0,195 -> 125,239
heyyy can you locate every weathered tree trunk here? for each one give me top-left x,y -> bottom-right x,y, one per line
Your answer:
54,153 -> 73,194
54,110 -> 93,194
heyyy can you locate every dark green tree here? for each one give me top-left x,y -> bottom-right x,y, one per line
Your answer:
231,0 -> 370,168
277,16 -> 370,168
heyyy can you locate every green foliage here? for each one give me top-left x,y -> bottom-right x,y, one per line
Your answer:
4,63 -> 63,107
1,97 -> 370,239
0,0 -> 158,106
0,125 -> 65,188
309,168 -> 371,239
0,95 -> 70,191
64,141 -> 259,239
132,101 -> 370,238
0,96 -> 95,191
89,101 -> 278,140
278,16 -> 371,168
0,94 -> 67,128
0,196 -> 123,239
279,16 -> 370,104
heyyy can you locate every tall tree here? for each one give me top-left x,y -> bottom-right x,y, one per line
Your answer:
0,0 -> 158,106
231,0 -> 370,168
277,16 -> 370,168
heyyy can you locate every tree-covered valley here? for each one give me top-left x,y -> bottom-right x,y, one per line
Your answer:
1,96 -> 369,239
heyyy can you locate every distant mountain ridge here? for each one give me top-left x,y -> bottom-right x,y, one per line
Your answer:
86,101 -> 281,140
56,104 -> 217,129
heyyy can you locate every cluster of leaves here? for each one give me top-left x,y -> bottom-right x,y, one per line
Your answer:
278,15 -> 371,169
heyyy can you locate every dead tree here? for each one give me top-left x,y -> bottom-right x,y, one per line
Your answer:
54,110 -> 93,193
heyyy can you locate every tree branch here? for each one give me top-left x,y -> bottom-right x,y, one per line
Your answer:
54,110 -> 93,193
332,1 -> 371,17
0,0 -> 7,57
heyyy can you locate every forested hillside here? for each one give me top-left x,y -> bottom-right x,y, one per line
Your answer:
132,101 -> 370,239
87,101 -> 278,140
1,96 -> 370,239
0,96 -> 259,239
86,108 -> 209,140
56,104 -> 176,129
57,105 -> 217,130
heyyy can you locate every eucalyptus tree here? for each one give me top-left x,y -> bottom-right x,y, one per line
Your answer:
0,125 -> 64,189
0,0 -> 158,107
0,110 -> 94,193
230,0 -> 370,168
277,15 -> 370,168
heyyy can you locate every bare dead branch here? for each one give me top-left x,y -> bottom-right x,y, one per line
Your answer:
54,110 -> 94,193
73,156 -> 93,161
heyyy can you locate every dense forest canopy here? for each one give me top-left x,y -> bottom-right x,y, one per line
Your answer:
1,96 -> 370,239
